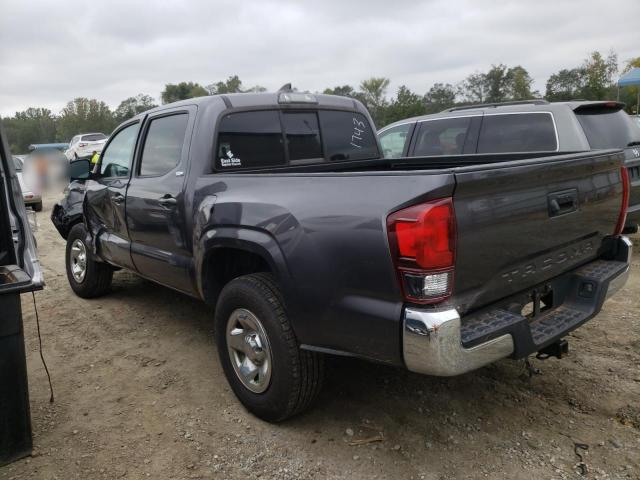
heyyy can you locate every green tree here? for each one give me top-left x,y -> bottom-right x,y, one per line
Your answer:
484,64 -> 511,103
2,108 -> 57,153
358,77 -> 390,127
206,76 -> 266,95
384,86 -> 425,126
457,72 -> 487,104
206,75 -> 244,94
57,98 -> 115,141
424,83 -> 456,113
581,51 -> 618,100
323,85 -> 357,97
114,94 -> 158,123
506,66 -> 537,100
545,68 -> 585,101
160,82 -> 208,104
459,65 -> 537,104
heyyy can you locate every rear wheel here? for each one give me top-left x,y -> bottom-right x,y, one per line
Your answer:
65,223 -> 113,298
33,201 -> 43,212
214,273 -> 324,422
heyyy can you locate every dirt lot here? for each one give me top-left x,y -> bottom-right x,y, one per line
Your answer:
2,194 -> 640,480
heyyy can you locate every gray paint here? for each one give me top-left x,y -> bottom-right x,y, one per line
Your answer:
72,93 -> 625,367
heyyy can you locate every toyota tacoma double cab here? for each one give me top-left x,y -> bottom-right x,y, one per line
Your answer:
59,92 -> 631,421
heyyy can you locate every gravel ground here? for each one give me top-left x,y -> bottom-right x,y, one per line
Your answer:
2,194 -> 639,480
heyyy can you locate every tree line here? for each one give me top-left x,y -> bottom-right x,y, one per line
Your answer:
3,51 -> 638,154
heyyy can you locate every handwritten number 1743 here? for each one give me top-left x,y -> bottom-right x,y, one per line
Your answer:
350,117 -> 366,149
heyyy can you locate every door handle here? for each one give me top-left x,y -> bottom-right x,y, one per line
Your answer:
112,193 -> 125,205
548,189 -> 578,217
158,194 -> 177,207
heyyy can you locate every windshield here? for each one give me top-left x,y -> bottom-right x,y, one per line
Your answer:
575,108 -> 640,149
81,133 -> 107,142
12,156 -> 23,171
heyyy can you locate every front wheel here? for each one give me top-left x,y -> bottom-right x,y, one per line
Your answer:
214,273 -> 324,422
65,223 -> 113,298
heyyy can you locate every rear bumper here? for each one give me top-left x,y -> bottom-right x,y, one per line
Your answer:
22,192 -> 41,205
624,202 -> 640,233
403,236 -> 632,377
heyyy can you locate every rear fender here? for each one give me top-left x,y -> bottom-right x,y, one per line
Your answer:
194,226 -> 291,302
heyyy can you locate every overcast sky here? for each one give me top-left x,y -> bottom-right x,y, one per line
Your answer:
1,0 -> 638,117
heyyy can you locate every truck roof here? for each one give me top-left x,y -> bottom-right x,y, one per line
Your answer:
137,92 -> 363,120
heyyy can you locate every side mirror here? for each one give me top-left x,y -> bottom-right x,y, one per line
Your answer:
69,158 -> 92,181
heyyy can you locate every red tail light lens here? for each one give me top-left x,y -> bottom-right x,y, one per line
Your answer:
614,167 -> 630,235
387,198 -> 456,304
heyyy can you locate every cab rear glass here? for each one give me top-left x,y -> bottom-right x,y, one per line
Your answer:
575,107 -> 640,149
215,109 -> 378,170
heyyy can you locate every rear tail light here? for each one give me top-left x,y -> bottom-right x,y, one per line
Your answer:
614,166 -> 630,235
387,198 -> 456,304
79,142 -> 88,147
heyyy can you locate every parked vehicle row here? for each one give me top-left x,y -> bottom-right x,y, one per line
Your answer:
379,100 -> 640,232
53,92 -> 631,421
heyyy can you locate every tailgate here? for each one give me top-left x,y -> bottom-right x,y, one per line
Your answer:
452,150 -> 625,315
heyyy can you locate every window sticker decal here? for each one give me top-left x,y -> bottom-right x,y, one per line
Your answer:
219,143 -> 241,167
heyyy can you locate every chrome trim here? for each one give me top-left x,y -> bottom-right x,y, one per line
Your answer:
403,307 -> 514,377
403,237 -> 630,377
378,114 -> 482,135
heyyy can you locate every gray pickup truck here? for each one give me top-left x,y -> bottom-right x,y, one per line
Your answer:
61,92 -> 631,421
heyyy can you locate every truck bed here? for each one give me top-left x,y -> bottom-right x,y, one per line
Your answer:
194,149 -> 626,365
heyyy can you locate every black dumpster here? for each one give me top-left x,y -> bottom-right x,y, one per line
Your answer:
0,292 -> 32,465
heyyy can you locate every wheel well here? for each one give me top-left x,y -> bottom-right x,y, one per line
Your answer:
202,247 -> 272,305
62,217 -> 84,240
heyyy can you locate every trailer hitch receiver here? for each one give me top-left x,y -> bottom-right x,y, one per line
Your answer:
536,339 -> 569,360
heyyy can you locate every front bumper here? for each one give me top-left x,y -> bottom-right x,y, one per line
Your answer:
403,236 -> 632,377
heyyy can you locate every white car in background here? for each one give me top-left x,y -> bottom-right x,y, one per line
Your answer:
64,133 -> 108,160
12,155 -> 42,211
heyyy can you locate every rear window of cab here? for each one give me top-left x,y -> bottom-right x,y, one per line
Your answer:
215,109 -> 378,170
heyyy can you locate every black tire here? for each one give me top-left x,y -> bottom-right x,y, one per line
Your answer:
214,273 -> 324,422
65,223 -> 113,298
33,201 -> 43,212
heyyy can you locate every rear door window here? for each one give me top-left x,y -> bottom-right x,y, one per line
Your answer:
82,133 -> 107,142
575,108 -> 640,149
139,113 -> 189,176
379,123 -> 412,158
318,111 -> 378,161
216,111 -> 285,169
477,113 -> 557,153
282,112 -> 322,161
413,118 -> 471,156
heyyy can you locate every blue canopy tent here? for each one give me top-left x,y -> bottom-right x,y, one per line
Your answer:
618,67 -> 640,115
